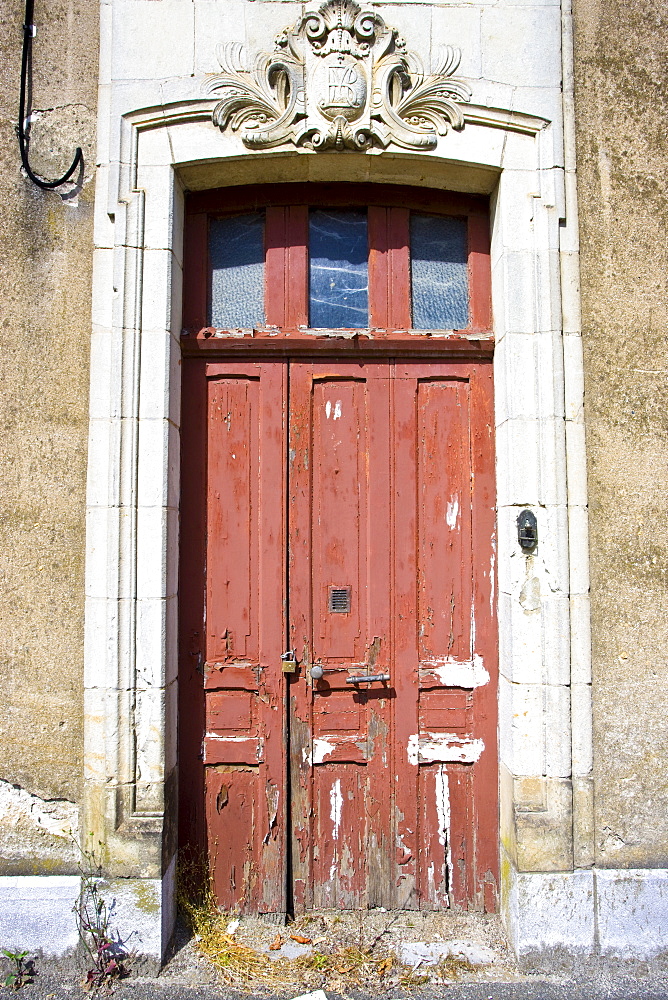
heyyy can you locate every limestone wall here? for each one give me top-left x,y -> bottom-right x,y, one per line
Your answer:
0,0 -> 97,872
573,0 -> 668,869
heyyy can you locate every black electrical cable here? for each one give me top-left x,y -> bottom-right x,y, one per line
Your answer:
18,0 -> 83,190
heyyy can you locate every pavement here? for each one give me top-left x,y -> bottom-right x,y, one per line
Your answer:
12,972 -> 668,1000
4,911 -> 668,1000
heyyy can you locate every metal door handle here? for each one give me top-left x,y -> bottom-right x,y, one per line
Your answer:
346,673 -> 390,685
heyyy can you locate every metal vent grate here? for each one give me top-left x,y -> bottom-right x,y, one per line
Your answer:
328,586 -> 351,614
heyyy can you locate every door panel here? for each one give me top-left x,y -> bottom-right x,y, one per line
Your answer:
393,362 -> 497,911
203,361 -> 287,913
289,363 -> 392,910
197,357 -> 497,914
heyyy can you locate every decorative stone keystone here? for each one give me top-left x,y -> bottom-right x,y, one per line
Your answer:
206,0 -> 471,151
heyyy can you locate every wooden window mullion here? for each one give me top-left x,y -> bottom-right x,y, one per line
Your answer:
468,211 -> 492,333
368,206 -> 410,330
266,205 -> 308,329
183,211 -> 208,332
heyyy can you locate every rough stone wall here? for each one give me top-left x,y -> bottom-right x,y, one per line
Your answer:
573,0 -> 668,868
0,0 -> 97,871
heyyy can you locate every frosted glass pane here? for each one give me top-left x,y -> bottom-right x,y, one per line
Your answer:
309,210 -> 368,328
210,214 -> 265,328
411,214 -> 469,330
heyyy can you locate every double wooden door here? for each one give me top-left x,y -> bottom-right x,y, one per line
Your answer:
182,355 -> 497,915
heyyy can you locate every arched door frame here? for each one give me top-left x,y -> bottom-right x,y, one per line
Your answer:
84,100 -> 591,961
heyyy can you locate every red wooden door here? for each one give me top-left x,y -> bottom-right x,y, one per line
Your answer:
199,356 -> 497,913
179,186 -> 497,914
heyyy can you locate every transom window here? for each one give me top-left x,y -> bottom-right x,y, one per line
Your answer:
184,184 -> 491,338
210,208 -> 470,331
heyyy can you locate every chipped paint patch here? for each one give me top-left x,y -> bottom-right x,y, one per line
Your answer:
446,496 -> 459,528
420,654 -> 489,688
310,737 -> 335,764
203,735 -> 263,764
330,779 -> 343,840
490,533 -> 496,615
325,400 -> 342,420
408,733 -> 485,765
435,765 -> 450,848
435,764 -> 453,899
264,784 -> 279,844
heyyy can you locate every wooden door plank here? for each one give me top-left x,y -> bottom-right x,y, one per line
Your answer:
393,361 -> 497,910
392,366 -> 420,908
289,361 -> 394,910
469,363 -> 498,909
204,360 -> 287,914
178,358 -> 208,861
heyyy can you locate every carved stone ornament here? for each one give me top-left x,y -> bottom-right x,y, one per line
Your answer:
205,0 -> 472,151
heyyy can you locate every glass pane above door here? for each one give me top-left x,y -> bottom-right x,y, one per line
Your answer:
210,213 -> 265,328
411,213 -> 469,330
309,210 -> 369,328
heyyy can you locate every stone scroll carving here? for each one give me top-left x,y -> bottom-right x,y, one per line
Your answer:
205,0 -> 471,151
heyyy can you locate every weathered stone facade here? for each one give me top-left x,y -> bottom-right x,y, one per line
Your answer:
0,0 -> 97,860
0,0 -> 666,971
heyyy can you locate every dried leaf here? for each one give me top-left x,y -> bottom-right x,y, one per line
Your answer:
290,934 -> 312,945
269,934 -> 284,952
377,956 -> 393,975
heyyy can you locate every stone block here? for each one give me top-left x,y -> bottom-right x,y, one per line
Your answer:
565,423 -> 588,507
498,676 -> 544,776
194,0 -> 247,75
539,594 -> 571,685
572,775 -> 594,868
496,250 -> 536,336
111,2 -> 195,81
499,130 -> 540,174
136,598 -> 169,689
141,249 -> 175,335
482,7 -> 562,89
495,417 -> 541,505
85,505 -> 119,601
91,248 -> 115,330
138,329 -> 182,429
569,594 -> 592,684
544,685 -> 572,777
86,418 -> 121,508
0,877 -> 81,956
137,418 -> 176,509
495,170 -> 540,254
429,6 -> 483,81
568,505 -> 590,596
503,865 -> 595,961
597,869 -> 668,959
571,681 -> 593,776
84,597 -> 117,689
136,506 -> 178,601
494,333 -> 539,423
537,417 -> 568,507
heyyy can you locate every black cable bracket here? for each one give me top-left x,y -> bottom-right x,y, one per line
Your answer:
18,0 -> 83,190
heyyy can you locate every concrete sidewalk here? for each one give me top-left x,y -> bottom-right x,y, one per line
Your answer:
4,913 -> 668,1000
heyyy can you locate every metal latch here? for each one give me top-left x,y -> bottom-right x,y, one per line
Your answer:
346,673 -> 390,685
281,649 -> 297,673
